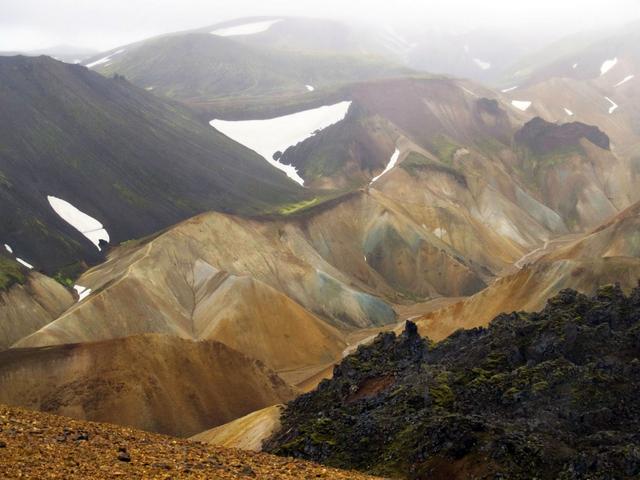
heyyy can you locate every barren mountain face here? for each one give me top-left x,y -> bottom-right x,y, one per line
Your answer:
2,4 -> 640,479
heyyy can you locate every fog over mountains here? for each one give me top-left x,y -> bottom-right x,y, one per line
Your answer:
2,2 -> 640,479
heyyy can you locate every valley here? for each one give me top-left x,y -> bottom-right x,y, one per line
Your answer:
1,7 -> 640,479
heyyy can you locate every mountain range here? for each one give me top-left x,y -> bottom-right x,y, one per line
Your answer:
1,14 -> 640,480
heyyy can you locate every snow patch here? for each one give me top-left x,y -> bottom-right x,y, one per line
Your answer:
473,58 -> 491,70
145,86 -> 155,91
600,57 -> 618,76
211,19 -> 282,36
605,96 -> 618,114
433,228 -> 447,239
614,75 -> 634,87
73,285 -> 92,302
85,49 -> 125,69
511,100 -> 532,111
47,196 -> 110,249
305,85 -> 315,92
370,148 -> 400,184
572,63 -> 578,69
210,101 -> 352,185
501,86 -> 518,93
563,107 -> 574,116
4,244 -> 12,254
460,86 -> 478,97
16,258 -> 33,269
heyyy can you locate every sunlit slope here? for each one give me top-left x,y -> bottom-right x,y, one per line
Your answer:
0,257 -> 74,350
0,55 -> 304,274
0,335 -> 295,437
416,200 -> 640,341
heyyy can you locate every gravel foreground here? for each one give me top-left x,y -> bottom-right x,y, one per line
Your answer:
0,404 -> 381,479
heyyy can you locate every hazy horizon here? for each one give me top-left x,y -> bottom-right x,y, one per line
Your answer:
2,0 -> 640,52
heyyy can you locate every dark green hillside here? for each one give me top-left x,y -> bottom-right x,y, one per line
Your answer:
88,33 -> 409,110
0,55 -> 304,273
266,285 -> 640,479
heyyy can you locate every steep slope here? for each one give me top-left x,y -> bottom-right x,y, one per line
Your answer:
512,117 -> 630,230
0,335 -> 295,437
0,404 -> 380,479
191,405 -> 284,451
0,55 -> 303,274
266,287 -> 640,479
277,77 -> 636,244
0,266 -> 74,351
499,23 -> 640,169
12,190 -> 499,360
417,200 -> 640,341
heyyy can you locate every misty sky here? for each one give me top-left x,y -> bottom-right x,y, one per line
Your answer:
2,0 -> 640,51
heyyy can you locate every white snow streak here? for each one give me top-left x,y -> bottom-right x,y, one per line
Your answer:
511,100 -> 532,111
47,196 -> 110,249
370,148 -> 400,184
501,86 -> 518,93
210,101 -> 352,185
73,285 -> 92,302
4,244 -> 13,254
211,19 -> 282,36
473,58 -> 491,70
305,85 -> 315,92
16,258 -> 33,269
600,57 -> 618,76
614,75 -> 634,87
605,96 -> 618,114
86,49 -> 125,68
563,108 -> 574,116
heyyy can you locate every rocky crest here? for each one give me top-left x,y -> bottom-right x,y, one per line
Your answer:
266,284 -> 640,479
515,117 -> 610,155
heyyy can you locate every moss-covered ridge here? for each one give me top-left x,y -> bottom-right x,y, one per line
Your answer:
266,284 -> 640,479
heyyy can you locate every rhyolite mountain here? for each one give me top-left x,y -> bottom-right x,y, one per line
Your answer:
0,55 -> 305,274
265,285 -> 640,479
497,21 -> 640,170
417,198 -> 640,342
0,334 -> 295,437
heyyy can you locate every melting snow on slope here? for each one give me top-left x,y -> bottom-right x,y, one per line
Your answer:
473,58 -> 491,70
305,85 -> 315,92
86,49 -> 125,68
460,86 -> 478,97
501,86 -> 518,93
16,258 -> 33,269
564,108 -> 574,116
210,101 -> 351,185
600,57 -> 618,76
4,244 -> 12,254
370,148 -> 400,184
47,196 -> 110,249
605,96 -> 618,114
511,100 -> 532,111
433,228 -> 447,239
73,285 -> 92,302
211,19 -> 282,36
614,75 -> 634,87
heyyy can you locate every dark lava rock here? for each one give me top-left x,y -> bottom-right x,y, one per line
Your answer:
265,284 -> 640,479
117,449 -> 131,462
0,441 -> 6,448
515,116 -> 610,155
